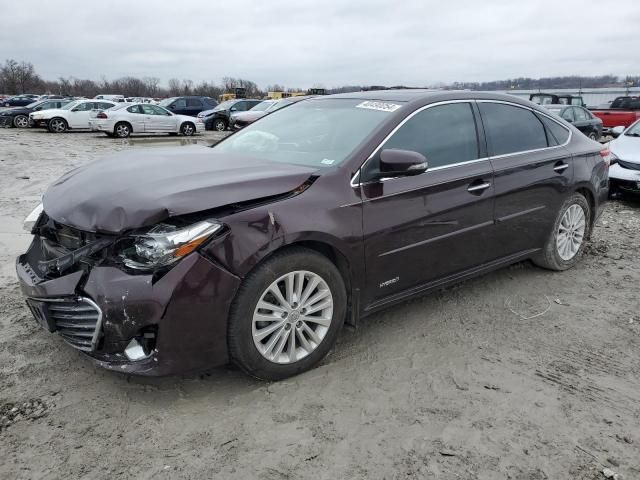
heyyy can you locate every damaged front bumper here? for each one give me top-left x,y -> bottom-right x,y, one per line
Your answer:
16,234 -> 241,376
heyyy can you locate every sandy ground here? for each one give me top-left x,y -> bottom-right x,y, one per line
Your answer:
0,127 -> 639,480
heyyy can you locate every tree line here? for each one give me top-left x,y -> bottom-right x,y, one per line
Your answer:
1,58 -> 638,98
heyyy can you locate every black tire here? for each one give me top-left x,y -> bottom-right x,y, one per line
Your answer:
588,131 -> 599,141
13,114 -> 29,128
228,247 -> 347,380
114,122 -> 131,138
48,117 -> 67,133
533,193 -> 591,271
180,122 -> 195,136
213,118 -> 227,131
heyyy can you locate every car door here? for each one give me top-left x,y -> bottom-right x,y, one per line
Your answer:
476,101 -> 574,261
126,105 -> 146,132
169,98 -> 187,115
186,98 -> 203,116
359,101 -> 495,305
573,107 -> 592,135
68,101 -> 95,128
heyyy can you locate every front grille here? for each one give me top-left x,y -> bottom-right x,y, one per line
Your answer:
27,297 -> 103,352
618,159 -> 640,171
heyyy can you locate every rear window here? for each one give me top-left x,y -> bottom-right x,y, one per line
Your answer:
537,113 -> 570,145
479,103 -> 548,156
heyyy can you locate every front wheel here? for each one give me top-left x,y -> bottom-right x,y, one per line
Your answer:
588,131 -> 599,141
533,193 -> 591,271
13,115 -> 29,128
228,247 -> 346,380
48,117 -> 67,133
213,118 -> 227,131
180,122 -> 195,136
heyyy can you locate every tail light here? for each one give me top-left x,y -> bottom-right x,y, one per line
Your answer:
96,112 -> 108,119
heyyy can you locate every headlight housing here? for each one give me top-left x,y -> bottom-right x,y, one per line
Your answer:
23,203 -> 44,232
119,220 -> 223,270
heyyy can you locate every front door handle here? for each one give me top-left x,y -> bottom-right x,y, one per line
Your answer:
554,162 -> 569,173
467,181 -> 491,194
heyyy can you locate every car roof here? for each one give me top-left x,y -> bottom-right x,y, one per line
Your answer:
317,89 -> 540,106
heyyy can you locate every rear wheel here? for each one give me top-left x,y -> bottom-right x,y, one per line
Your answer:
228,247 -> 346,380
13,115 -> 29,128
533,193 -> 590,271
180,122 -> 195,136
114,122 -> 131,138
48,117 -> 67,133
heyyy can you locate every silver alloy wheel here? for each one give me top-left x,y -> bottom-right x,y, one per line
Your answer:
588,132 -> 597,140
182,123 -> 194,136
14,115 -> 29,128
556,204 -> 586,261
115,123 -> 130,137
252,270 -> 334,364
50,118 -> 66,133
214,119 -> 225,131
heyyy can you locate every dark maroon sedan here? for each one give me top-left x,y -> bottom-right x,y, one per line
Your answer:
17,90 -> 609,379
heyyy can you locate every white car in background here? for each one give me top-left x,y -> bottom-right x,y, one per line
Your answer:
29,99 -> 117,133
608,121 -> 640,197
88,103 -> 204,138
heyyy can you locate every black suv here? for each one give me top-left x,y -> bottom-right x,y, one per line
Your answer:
156,96 -> 217,117
198,98 -> 262,131
0,98 -> 73,128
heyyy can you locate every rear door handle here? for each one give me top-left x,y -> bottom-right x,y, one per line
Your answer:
467,181 -> 491,193
554,162 -> 569,173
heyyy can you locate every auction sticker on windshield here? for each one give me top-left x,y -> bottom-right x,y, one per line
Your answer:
355,101 -> 402,112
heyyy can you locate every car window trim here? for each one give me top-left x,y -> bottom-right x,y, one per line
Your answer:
351,99 -> 572,187
352,99 -> 485,187
475,100 -> 572,161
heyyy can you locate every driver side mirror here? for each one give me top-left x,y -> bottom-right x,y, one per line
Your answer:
379,149 -> 428,177
611,126 -> 625,138
230,107 -> 237,112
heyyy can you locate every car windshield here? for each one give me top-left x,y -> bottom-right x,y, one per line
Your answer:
215,100 -> 236,110
625,121 -> 640,136
60,101 -> 81,110
250,100 -> 277,112
157,98 -> 176,107
213,98 -> 402,168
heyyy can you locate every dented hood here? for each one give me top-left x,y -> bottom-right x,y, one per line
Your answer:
43,145 -> 318,233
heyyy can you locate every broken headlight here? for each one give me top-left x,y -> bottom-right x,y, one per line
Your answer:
119,220 -> 223,270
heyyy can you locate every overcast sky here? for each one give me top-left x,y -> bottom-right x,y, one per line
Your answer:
1,0 -> 638,88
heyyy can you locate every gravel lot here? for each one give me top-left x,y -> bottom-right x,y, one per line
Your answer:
0,127 -> 639,479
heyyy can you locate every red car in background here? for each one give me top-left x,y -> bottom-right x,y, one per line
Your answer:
590,96 -> 640,135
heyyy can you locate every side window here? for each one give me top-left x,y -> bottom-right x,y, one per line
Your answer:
537,114 -> 570,145
186,98 -> 202,107
380,102 -> 479,169
73,102 -> 93,112
151,105 -> 170,116
232,101 -> 246,111
479,103 -> 548,156
141,104 -> 159,115
172,98 -> 187,108
127,105 -> 143,114
99,102 -> 113,110
560,108 -> 575,122
574,107 -> 588,121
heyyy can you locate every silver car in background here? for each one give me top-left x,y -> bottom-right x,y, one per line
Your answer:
89,103 -> 204,138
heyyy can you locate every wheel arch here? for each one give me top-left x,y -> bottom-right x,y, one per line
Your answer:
574,184 -> 596,235
229,237 -> 358,327
114,120 -> 133,133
